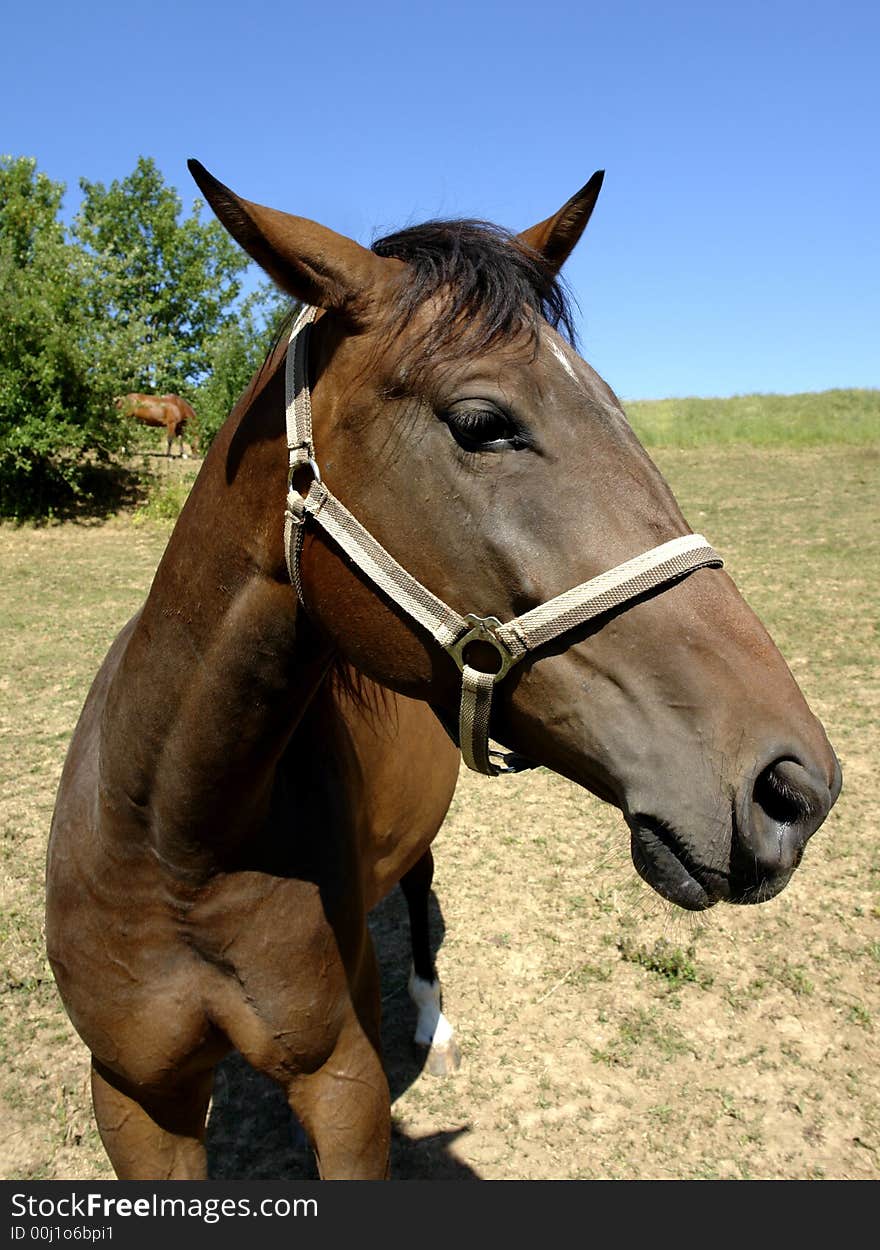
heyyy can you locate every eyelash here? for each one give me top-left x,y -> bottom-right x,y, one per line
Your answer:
441,406 -> 530,453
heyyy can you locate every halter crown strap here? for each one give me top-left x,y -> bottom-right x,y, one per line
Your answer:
283,306 -> 723,777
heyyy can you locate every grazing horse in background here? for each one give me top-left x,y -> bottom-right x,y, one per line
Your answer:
46,160 -> 841,1181
114,392 -> 198,457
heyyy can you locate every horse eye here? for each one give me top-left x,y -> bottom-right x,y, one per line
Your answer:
441,403 -> 528,453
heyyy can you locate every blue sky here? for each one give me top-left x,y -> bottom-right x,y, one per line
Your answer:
2,0 -> 877,400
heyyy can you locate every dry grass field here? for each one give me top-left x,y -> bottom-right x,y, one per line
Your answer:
1,445 -> 878,1180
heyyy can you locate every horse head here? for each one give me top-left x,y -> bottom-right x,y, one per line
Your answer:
189,159 -> 841,913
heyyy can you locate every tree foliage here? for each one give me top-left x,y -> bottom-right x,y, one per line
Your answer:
0,157 -> 135,515
196,285 -> 294,449
0,155 -> 283,518
73,157 -> 251,395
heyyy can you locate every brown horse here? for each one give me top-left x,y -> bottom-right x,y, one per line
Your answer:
114,392 -> 198,457
46,161 -> 842,1181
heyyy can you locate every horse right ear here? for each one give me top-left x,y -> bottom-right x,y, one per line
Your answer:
187,160 -> 403,325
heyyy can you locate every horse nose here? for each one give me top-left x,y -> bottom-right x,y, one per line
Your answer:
732,752 -> 841,899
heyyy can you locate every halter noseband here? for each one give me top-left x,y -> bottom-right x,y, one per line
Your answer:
283,306 -> 723,777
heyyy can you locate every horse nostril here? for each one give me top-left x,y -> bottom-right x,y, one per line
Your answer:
752,758 -> 820,829
735,755 -> 832,892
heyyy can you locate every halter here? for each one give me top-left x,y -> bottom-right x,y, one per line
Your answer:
283,306 -> 723,776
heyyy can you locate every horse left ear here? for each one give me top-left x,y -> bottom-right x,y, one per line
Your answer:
517,171 -> 605,274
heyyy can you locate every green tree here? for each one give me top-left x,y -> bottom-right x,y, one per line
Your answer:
73,157 -> 251,396
0,156 -> 145,517
196,284 -> 295,449
0,155 -> 272,516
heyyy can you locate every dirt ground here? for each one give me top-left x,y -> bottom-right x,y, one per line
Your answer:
1,447 -> 877,1181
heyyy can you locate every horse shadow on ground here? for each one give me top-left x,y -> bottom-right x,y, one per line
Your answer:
205,885 -> 479,1180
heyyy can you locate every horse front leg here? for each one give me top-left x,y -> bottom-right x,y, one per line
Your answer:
90,1058 -> 214,1180
284,926 -> 391,1179
206,896 -> 392,1180
287,1018 -> 391,1180
400,850 -> 461,1075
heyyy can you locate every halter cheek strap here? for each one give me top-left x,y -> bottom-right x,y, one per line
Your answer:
283,306 -> 724,777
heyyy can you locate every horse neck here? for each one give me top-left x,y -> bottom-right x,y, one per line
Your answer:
101,356 -> 334,873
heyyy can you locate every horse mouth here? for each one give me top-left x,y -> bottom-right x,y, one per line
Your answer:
628,816 -> 725,912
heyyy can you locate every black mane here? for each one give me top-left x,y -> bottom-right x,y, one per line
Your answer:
371,219 -> 577,365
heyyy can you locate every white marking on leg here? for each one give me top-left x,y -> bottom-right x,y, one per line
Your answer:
408,967 -> 454,1047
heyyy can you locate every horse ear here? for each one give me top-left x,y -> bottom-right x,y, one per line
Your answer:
187,160 -> 402,324
517,171 -> 605,274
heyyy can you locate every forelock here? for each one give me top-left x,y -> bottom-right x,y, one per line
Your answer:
370,219 -> 577,373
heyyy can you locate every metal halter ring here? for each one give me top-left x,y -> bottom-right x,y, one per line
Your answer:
448,615 -> 519,682
288,458 -> 321,490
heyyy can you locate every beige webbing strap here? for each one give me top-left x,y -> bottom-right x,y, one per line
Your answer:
285,304 -> 317,471
452,534 -> 721,775
290,481 -> 468,648
495,534 -> 720,659
460,667 -> 497,774
282,305 -> 724,778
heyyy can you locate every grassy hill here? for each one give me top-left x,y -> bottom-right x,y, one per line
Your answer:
624,388 -> 880,447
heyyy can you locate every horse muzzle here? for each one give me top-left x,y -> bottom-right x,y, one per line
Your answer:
628,815 -> 722,911
627,746 -> 842,911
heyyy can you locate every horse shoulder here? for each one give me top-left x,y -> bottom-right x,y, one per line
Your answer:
47,612 -> 143,918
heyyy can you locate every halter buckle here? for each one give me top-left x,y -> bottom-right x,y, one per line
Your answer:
448,614 -> 517,682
